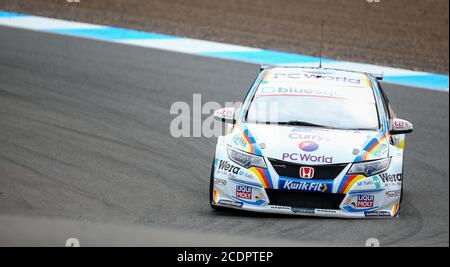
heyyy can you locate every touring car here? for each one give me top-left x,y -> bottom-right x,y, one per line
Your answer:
210,66 -> 413,218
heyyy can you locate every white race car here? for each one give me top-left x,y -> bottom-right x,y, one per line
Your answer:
210,66 -> 413,218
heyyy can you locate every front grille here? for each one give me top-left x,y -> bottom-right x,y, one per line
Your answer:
268,158 -> 348,180
266,189 -> 345,210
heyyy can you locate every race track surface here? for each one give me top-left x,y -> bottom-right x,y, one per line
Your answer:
0,26 -> 448,246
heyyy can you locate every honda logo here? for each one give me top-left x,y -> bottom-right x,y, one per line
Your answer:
299,167 -> 315,179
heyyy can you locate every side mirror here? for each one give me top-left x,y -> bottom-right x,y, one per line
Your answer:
390,118 -> 413,135
214,108 -> 236,124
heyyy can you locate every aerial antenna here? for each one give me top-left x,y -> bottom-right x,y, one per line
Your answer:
319,20 -> 325,68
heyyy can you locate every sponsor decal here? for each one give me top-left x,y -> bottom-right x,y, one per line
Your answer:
298,141 -> 319,152
255,193 -> 266,201
356,195 -> 375,208
232,135 -> 247,148
373,176 -> 382,189
393,119 -> 412,129
355,177 -> 382,189
270,205 -> 291,210
299,167 -> 315,179
291,207 -> 315,214
237,171 -> 255,180
379,173 -> 402,185
289,133 -> 328,142
226,170 -> 255,181
343,197 -> 352,206
386,190 -> 401,197
288,128 -> 330,141
304,70 -> 336,75
282,153 -> 333,163
243,172 -> 255,180
217,200 -> 243,208
315,209 -> 337,214
270,73 -> 362,85
226,173 -> 237,180
356,179 -> 374,187
279,177 -> 331,193
258,86 -> 340,97
218,160 -> 241,175
214,178 -> 227,186
365,211 -> 391,217
255,86 -> 347,101
370,142 -> 388,158
236,185 -> 253,200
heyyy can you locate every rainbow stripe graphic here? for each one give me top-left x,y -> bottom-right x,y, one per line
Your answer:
337,174 -> 366,194
355,133 -> 388,162
337,132 -> 388,194
237,124 -> 274,189
392,202 -> 400,217
365,135 -> 388,160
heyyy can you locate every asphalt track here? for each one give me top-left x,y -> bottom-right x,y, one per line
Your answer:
0,26 -> 448,246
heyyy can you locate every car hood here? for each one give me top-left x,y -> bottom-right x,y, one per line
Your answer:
231,123 -> 389,165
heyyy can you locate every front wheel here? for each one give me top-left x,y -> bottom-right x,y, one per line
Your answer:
399,165 -> 404,205
396,165 -> 405,217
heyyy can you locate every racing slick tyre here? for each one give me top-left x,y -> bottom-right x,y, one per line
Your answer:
396,164 -> 405,217
400,165 -> 405,205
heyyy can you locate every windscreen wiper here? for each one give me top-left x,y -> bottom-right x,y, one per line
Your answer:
278,121 -> 327,127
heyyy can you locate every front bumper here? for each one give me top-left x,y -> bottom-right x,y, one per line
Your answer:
212,155 -> 402,219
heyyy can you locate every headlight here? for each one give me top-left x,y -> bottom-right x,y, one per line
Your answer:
227,146 -> 267,169
348,158 -> 391,176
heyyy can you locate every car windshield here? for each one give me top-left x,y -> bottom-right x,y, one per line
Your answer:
245,69 -> 380,130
